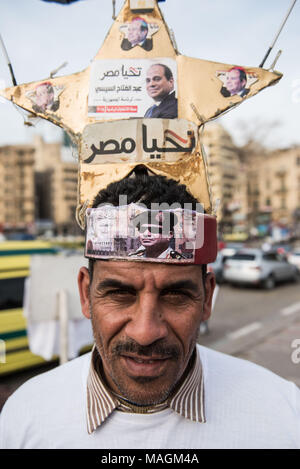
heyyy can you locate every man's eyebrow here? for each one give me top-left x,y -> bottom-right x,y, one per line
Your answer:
95,278 -> 136,292
161,280 -> 201,294
95,278 -> 201,295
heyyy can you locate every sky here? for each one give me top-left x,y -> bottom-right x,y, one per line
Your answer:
0,0 -> 299,149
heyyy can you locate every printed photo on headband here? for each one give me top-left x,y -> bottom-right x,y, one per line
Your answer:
84,204 -> 208,263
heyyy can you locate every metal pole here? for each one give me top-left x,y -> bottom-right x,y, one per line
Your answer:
0,33 -> 17,86
259,0 -> 297,68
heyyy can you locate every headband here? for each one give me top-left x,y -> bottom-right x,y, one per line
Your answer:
85,204 -> 217,264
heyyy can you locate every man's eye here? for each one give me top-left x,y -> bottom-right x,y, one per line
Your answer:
161,290 -> 191,301
105,289 -> 135,299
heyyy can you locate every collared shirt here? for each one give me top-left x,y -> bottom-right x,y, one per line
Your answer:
86,345 -> 206,434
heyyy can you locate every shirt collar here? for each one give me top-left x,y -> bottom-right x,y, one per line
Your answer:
86,344 -> 206,434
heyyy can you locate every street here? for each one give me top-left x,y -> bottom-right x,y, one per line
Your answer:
199,281 -> 300,387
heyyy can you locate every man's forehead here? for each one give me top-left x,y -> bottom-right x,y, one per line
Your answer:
93,259 -> 202,282
147,65 -> 164,76
228,70 -> 240,77
129,21 -> 142,29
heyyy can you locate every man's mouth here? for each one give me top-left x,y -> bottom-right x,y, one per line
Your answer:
124,354 -> 169,362
120,354 -> 171,376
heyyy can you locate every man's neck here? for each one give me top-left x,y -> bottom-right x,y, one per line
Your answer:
145,242 -> 169,258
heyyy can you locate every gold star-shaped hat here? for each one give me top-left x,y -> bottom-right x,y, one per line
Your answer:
0,0 -> 282,226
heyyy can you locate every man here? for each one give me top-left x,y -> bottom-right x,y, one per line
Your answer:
31,82 -> 59,113
1,172 -> 300,449
144,64 -> 178,118
221,66 -> 249,98
121,17 -> 153,51
130,210 -> 184,259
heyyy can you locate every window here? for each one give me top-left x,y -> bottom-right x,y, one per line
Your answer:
0,277 -> 25,309
262,253 -> 278,262
232,254 -> 256,261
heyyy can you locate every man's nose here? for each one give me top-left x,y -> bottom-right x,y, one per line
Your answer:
124,294 -> 168,346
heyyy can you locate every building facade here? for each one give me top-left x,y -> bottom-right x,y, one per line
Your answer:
202,123 -> 244,235
0,144 -> 35,228
34,136 -> 78,234
0,136 -> 78,235
246,146 -> 300,237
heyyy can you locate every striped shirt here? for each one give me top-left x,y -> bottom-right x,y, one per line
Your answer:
86,345 -> 206,434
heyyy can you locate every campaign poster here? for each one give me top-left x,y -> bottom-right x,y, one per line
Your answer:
88,58 -> 177,119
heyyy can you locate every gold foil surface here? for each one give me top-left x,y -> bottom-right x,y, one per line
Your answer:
0,0 -> 283,225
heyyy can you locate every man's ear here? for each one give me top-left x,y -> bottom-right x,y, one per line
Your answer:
202,272 -> 216,322
78,266 -> 91,319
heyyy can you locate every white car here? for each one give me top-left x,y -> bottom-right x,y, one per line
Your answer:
223,248 -> 299,289
288,249 -> 300,271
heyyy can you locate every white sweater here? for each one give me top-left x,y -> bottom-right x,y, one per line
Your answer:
0,345 -> 299,449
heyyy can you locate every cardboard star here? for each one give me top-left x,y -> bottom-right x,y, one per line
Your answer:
0,0 -> 282,219
0,0 -> 281,140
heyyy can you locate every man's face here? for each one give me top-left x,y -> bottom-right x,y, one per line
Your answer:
128,20 -> 147,46
225,69 -> 246,95
146,65 -> 174,102
35,84 -> 54,110
95,217 -> 110,237
139,223 -> 170,248
78,261 -> 215,405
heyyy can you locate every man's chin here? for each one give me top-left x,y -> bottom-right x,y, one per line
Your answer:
111,368 -> 177,405
118,384 -> 173,406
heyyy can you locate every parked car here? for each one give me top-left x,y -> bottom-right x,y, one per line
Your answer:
223,248 -> 299,289
208,250 -> 235,284
288,249 -> 300,271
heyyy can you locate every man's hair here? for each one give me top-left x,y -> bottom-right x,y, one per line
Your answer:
150,63 -> 173,82
229,66 -> 247,83
133,17 -> 148,33
88,167 -> 207,282
37,82 -> 54,95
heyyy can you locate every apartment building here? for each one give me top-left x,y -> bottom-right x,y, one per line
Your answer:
247,146 -> 300,230
0,144 -> 35,227
33,136 -> 78,233
202,122 -> 244,233
0,136 -> 78,234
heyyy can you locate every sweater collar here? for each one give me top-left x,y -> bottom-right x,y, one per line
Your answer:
86,344 -> 206,434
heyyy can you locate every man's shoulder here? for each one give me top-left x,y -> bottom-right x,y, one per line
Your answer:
2,352 -> 91,410
163,91 -> 177,103
198,344 -> 300,399
0,353 -> 92,448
